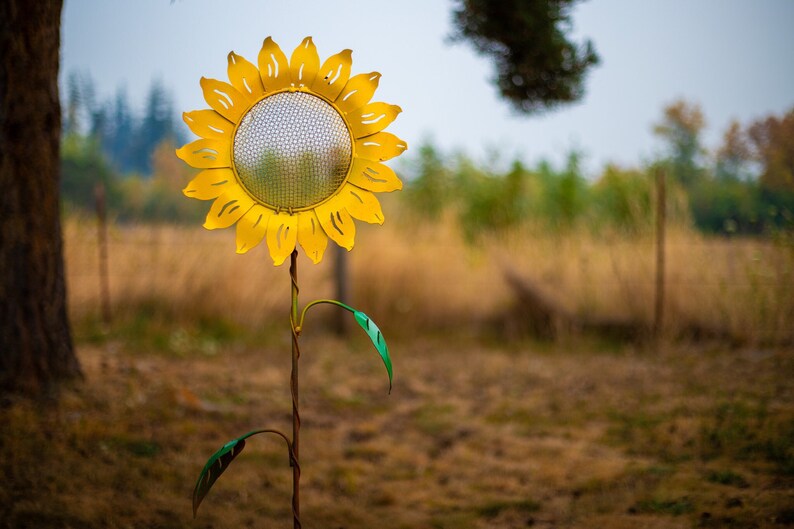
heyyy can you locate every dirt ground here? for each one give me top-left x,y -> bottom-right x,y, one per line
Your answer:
1,329 -> 792,528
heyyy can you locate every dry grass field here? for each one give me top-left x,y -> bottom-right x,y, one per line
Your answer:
62,210 -> 793,344
1,214 -> 792,528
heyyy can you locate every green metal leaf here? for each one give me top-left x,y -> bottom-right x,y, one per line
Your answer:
298,299 -> 394,391
192,429 -> 293,518
192,431 -> 252,518
353,310 -> 393,392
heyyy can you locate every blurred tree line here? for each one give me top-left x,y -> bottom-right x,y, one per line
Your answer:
651,100 -> 793,234
60,72 -> 201,222
403,100 -> 794,239
59,71 -> 793,236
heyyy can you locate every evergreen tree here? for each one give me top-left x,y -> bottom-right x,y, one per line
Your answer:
64,71 -> 81,136
108,87 -> 135,172
451,0 -> 599,114
132,79 -> 177,174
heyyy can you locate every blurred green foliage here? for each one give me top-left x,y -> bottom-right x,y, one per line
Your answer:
402,102 -> 794,239
61,133 -> 203,223
402,140 -> 664,239
60,134 -> 120,214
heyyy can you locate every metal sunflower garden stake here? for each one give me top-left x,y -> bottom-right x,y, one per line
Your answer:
176,36 -> 406,527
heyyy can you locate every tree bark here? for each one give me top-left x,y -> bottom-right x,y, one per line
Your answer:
0,0 -> 81,396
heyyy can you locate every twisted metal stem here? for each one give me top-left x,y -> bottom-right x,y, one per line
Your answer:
289,250 -> 301,529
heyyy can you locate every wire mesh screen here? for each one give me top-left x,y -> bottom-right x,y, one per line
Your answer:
232,92 -> 353,210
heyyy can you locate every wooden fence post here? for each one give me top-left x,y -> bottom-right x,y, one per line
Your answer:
333,245 -> 350,336
95,182 -> 111,328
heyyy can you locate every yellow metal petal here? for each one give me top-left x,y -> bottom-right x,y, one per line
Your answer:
289,36 -> 319,88
236,205 -> 273,254
315,198 -> 356,251
297,210 -> 328,264
183,110 -> 234,140
183,168 -> 235,200
348,102 -> 402,139
203,187 -> 255,230
258,37 -> 290,92
347,158 -> 403,193
175,138 -> 231,169
200,77 -> 249,123
311,49 -> 352,101
354,132 -> 408,161
335,72 -> 380,114
266,213 -> 299,266
339,184 -> 384,225
227,52 -> 265,101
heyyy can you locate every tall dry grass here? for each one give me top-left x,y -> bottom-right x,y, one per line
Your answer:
494,224 -> 794,343
63,208 -> 794,344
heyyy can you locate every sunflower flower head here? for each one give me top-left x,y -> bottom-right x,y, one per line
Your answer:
177,36 -> 407,265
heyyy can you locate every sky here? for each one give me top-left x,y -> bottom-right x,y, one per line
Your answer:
61,0 -> 794,176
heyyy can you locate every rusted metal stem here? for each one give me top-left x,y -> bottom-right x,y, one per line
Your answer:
289,250 -> 301,529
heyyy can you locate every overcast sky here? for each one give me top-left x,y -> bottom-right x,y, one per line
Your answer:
61,0 -> 794,175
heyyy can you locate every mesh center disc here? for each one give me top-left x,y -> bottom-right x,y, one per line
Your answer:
232,92 -> 352,210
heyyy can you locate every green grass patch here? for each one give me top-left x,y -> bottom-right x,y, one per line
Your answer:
413,403 -> 457,436
111,437 -> 161,458
705,469 -> 749,488
604,410 -> 693,463
72,301 -> 262,356
606,410 -> 667,445
475,498 -> 540,518
699,400 -> 794,475
630,497 -> 694,516
699,401 -> 761,459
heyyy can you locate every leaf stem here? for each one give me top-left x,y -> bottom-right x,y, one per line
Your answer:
296,298 -> 354,334
242,429 -> 296,463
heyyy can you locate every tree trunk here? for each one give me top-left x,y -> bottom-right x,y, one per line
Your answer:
0,0 -> 81,396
